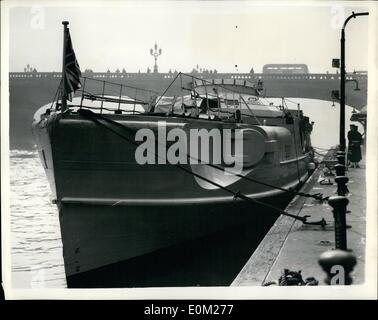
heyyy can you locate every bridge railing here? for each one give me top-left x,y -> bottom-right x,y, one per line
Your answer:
8,72 -> 368,82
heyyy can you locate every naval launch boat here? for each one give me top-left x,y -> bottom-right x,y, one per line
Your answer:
32,22 -> 315,287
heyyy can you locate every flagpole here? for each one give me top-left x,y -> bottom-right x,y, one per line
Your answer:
61,21 -> 69,112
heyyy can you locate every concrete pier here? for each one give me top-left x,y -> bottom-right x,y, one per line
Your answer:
232,148 -> 366,286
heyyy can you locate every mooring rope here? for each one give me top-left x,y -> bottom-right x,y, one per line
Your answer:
152,72 -> 182,107
76,108 -> 327,227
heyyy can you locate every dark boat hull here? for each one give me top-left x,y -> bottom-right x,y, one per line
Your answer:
64,192 -> 294,288
32,109 -> 311,287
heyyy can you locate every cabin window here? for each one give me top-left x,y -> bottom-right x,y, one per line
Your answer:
200,98 -> 219,110
224,99 -> 239,106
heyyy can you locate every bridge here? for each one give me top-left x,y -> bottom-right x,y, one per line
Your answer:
9,70 -> 368,108
9,70 -> 368,149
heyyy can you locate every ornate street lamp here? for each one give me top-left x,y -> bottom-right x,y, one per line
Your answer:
150,43 -> 162,73
339,11 -> 369,151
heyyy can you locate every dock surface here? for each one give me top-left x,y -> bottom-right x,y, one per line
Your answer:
232,150 -> 366,286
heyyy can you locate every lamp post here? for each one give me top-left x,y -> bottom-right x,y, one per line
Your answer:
150,43 -> 162,73
339,11 -> 369,151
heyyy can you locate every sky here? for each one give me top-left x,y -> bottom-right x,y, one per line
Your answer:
6,1 -> 371,73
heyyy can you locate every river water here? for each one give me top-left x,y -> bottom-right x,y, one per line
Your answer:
9,99 -> 361,288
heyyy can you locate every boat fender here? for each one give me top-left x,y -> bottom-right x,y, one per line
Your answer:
307,162 -> 316,173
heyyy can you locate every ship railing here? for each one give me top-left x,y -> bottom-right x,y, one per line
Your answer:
72,76 -> 159,114
59,73 -> 275,122
151,72 -> 266,123
81,93 -> 148,106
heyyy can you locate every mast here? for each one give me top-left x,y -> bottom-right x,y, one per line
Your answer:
61,21 -> 69,112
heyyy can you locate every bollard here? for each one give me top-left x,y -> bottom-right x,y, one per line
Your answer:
334,175 -> 349,196
318,249 -> 357,285
337,151 -> 345,157
337,150 -> 349,172
328,196 -> 349,250
319,195 -> 356,285
334,163 -> 346,176
336,154 -> 345,165
307,162 -> 316,174
336,150 -> 345,165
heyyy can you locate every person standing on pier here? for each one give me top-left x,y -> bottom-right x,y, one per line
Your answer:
347,125 -> 363,168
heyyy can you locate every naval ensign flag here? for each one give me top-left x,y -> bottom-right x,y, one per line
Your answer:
63,28 -> 82,101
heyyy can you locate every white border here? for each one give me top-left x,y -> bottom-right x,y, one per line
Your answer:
1,0 -> 377,300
